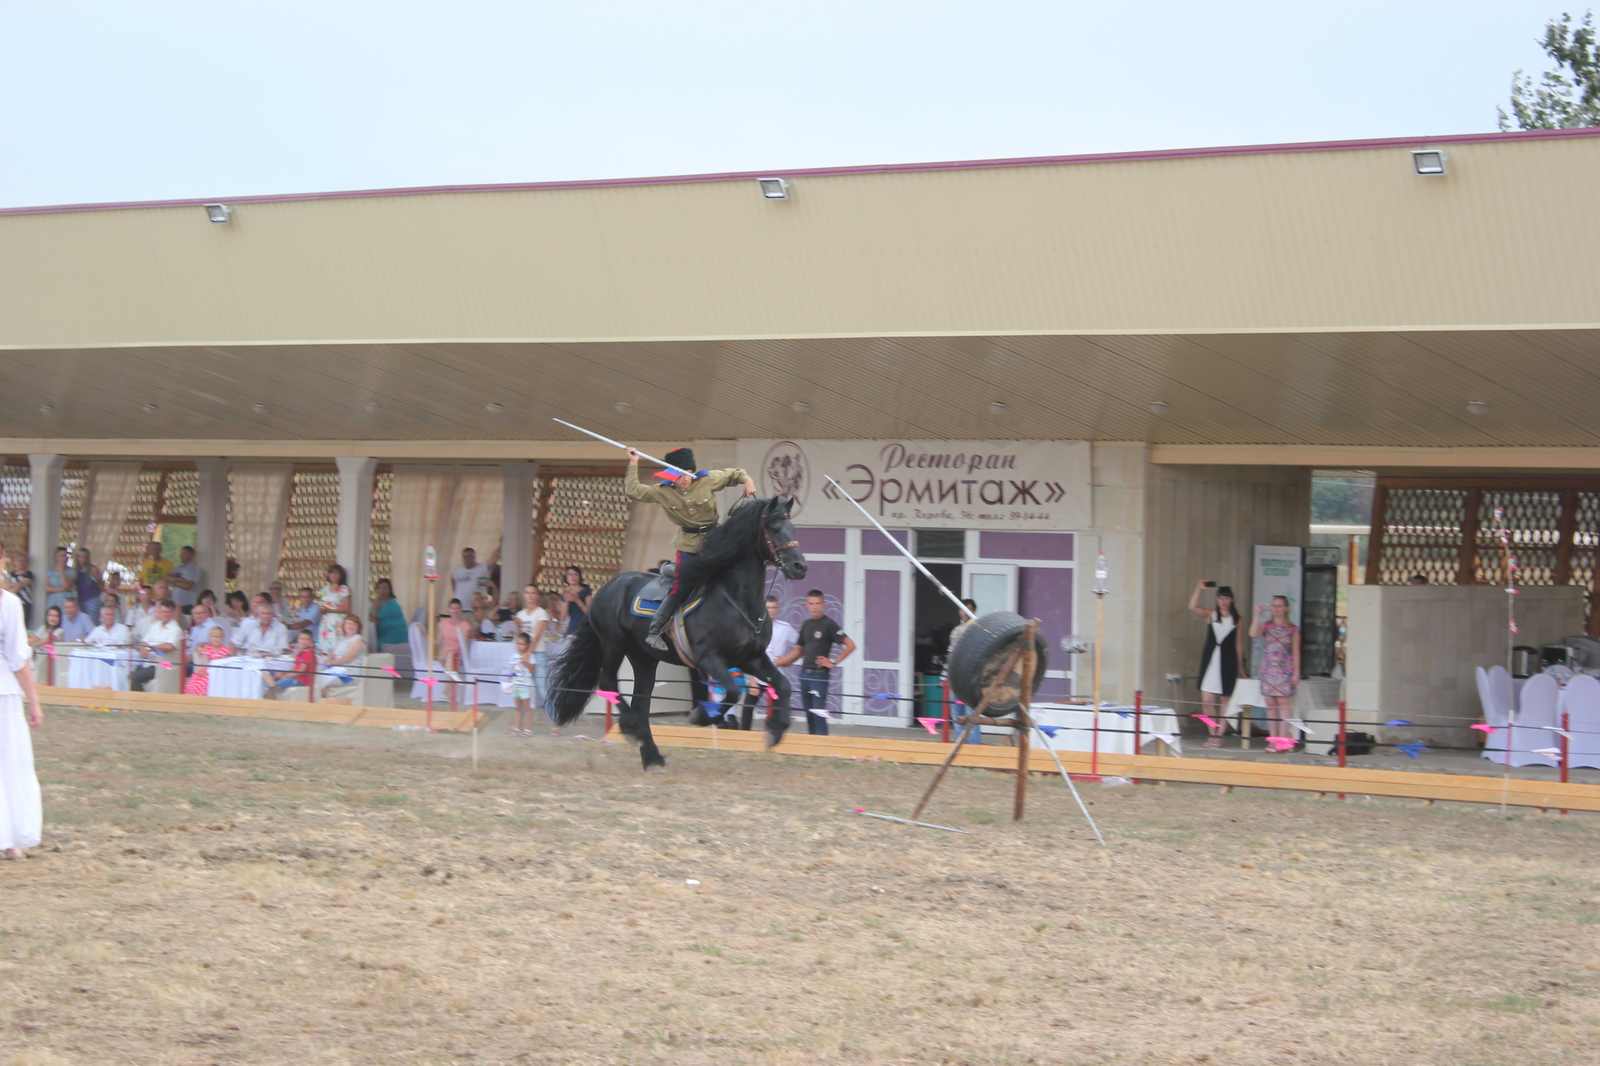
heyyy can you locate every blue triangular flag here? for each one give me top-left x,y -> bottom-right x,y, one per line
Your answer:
1397,741 -> 1427,759
1037,724 -> 1063,738
871,692 -> 904,700
1386,719 -> 1413,727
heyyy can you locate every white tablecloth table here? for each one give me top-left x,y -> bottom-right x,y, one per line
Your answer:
464,640 -> 519,708
1026,702 -> 1183,755
208,655 -> 295,700
62,643 -> 133,691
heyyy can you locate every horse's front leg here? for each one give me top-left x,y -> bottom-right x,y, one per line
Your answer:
743,655 -> 793,748
692,651 -> 747,730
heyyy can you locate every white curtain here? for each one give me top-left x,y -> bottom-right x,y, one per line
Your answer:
78,462 -> 142,570
388,466 -> 503,623
229,465 -> 294,596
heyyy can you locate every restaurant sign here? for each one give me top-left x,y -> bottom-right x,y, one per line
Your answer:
736,438 -> 1091,530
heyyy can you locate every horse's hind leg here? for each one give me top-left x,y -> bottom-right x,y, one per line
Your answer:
744,656 -> 793,748
623,651 -> 666,772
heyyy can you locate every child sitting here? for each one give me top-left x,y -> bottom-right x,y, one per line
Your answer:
269,630 -> 318,695
184,625 -> 231,696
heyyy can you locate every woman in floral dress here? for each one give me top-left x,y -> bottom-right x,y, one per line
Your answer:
1249,595 -> 1301,748
315,564 -> 352,657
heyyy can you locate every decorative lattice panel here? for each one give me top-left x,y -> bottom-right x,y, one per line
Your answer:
277,470 -> 341,592
109,470 -> 163,572
1376,489 -> 1466,586
368,471 -> 393,596
535,475 -> 628,590
1476,491 -> 1564,587
0,463 -> 29,558
57,470 -> 87,554
158,469 -> 199,521
1571,492 -> 1600,599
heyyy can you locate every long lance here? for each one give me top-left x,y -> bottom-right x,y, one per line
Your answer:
552,418 -> 691,477
822,475 -> 974,620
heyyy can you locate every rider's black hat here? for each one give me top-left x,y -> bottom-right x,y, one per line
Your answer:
665,447 -> 695,471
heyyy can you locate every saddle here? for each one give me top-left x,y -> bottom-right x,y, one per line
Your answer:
629,570 -> 706,619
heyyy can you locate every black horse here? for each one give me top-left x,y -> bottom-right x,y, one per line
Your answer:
548,496 -> 808,771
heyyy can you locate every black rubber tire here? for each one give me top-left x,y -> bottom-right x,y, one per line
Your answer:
945,610 -> 1050,713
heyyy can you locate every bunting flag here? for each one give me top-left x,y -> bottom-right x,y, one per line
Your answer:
1470,723 -> 1495,733
595,690 -> 621,705
331,671 -> 353,684
1532,747 -> 1563,758
1149,730 -> 1181,754
1286,718 -> 1312,736
1195,714 -> 1220,729
418,677 -> 440,687
871,692 -> 904,701
1037,724 -> 1063,738
500,679 -> 515,694
382,665 -> 402,678
765,686 -> 778,701
44,645 -> 57,659
158,661 -> 174,670
1112,710 -> 1133,718
1552,728 -> 1573,739
915,717 -> 941,735
702,701 -> 726,719
1385,719 -> 1413,727
1397,741 -> 1428,759
1264,736 -> 1296,752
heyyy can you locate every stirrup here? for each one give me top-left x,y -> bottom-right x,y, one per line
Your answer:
646,630 -> 669,651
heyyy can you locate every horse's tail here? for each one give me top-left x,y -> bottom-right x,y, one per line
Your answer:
549,622 -> 603,726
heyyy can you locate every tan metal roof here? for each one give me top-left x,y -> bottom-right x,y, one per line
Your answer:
2,133 -> 1598,351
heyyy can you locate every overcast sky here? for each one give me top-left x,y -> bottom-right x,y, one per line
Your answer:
0,1 -> 1572,208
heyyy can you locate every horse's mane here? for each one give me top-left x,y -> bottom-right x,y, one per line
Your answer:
694,496 -> 772,570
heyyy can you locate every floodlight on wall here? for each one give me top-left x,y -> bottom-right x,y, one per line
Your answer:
1411,150 -> 1448,176
757,177 -> 791,200
203,203 -> 233,223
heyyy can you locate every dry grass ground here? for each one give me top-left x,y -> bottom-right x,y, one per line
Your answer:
3,708 -> 1600,1065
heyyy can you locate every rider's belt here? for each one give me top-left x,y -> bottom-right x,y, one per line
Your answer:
679,525 -> 715,535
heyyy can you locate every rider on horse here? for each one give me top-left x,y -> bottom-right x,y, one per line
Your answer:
625,446 -> 756,652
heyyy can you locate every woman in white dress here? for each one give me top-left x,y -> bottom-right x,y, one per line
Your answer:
318,615 -> 367,695
1188,580 -> 1243,748
0,586 -> 44,859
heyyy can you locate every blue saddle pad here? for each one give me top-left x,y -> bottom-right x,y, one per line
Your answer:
630,589 -> 707,618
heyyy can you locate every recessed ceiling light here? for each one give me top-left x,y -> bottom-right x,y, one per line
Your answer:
141,403 -> 160,414
1149,401 -> 1170,415
485,403 -> 503,414
251,403 -> 268,415
363,402 -> 381,414
1466,400 -> 1488,416
38,404 -> 54,415
988,401 -> 1007,415
614,402 -> 632,415
792,401 -> 811,413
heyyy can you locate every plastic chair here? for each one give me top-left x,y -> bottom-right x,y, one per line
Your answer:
1562,674 -> 1600,771
407,623 -> 447,701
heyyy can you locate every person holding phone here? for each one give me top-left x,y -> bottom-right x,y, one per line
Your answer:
1188,579 -> 1242,747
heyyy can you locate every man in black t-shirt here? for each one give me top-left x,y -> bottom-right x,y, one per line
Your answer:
775,590 -> 857,736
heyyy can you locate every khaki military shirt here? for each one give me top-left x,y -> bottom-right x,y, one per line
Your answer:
625,464 -> 752,553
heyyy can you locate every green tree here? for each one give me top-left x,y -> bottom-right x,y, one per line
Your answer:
1500,11 -> 1600,130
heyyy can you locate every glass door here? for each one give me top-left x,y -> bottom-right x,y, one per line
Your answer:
962,564 -> 1018,615
850,557 -> 914,723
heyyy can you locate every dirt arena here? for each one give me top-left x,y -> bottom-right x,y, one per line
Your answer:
3,708 -> 1599,1065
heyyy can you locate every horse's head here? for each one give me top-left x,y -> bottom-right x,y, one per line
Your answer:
762,497 -> 808,580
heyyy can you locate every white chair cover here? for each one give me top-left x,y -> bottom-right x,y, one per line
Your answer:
1506,672 -> 1560,768
1549,664 -> 1576,684
1562,674 -> 1600,771
407,623 -> 448,701
1477,666 -> 1507,761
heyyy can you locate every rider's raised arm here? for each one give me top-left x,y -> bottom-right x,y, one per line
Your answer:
624,462 -> 664,502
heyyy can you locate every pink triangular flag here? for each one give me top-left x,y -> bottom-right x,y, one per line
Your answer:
158,661 -> 174,670
419,677 -> 439,687
596,689 -> 620,705
765,686 -> 778,701
382,665 -> 401,678
45,644 -> 58,659
1471,723 -> 1494,733
1195,714 -> 1219,729
916,717 -> 941,735
1264,736 -> 1295,752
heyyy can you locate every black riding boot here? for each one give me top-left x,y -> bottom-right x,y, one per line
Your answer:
646,587 -> 689,651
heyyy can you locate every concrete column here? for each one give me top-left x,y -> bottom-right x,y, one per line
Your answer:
27,454 -> 65,626
194,458 -> 230,595
336,457 -> 378,604
499,462 -> 538,599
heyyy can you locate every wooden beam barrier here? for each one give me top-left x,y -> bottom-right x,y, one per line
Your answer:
38,685 -> 477,733
628,726 -> 1600,814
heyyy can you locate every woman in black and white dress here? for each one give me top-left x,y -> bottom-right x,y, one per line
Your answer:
0,584 -> 44,859
1188,580 -> 1242,748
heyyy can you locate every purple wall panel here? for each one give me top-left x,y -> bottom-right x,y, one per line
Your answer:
861,529 -> 910,555
1018,567 -> 1074,670
1034,675 -> 1069,699
863,668 -> 902,717
863,569 -> 901,661
796,527 -> 847,555
979,531 -> 1075,561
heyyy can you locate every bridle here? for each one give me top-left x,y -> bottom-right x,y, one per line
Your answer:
760,513 -> 799,566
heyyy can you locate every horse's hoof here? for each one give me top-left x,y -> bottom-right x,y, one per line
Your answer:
765,730 -> 785,750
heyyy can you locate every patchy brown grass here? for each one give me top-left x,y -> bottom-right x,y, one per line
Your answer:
3,707 -> 1599,1065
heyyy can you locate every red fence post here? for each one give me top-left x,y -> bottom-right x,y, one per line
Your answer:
1561,710 -> 1571,785
941,678 -> 953,743
1336,699 -> 1348,801
1133,689 -> 1143,756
